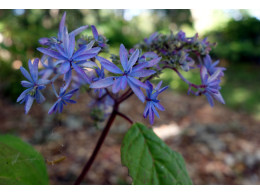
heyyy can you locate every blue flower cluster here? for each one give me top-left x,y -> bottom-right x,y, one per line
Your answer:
17,12 -> 225,125
141,30 -> 226,108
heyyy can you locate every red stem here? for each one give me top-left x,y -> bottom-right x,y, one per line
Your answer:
74,103 -> 118,185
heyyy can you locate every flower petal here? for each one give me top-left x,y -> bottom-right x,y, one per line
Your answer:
68,34 -> 75,58
129,69 -> 156,78
90,77 -> 115,88
37,79 -> 50,85
119,44 -> 128,71
148,106 -> 154,124
29,59 -> 39,82
59,61 -> 71,74
73,53 -> 97,61
17,88 -> 31,102
37,47 -> 67,60
127,49 -> 139,71
127,79 -> 145,102
112,77 -> 122,93
72,63 -> 91,84
151,103 -> 160,118
120,76 -> 127,90
48,100 -> 59,114
25,95 -> 34,114
70,25 -> 88,37
127,77 -> 148,89
143,102 -> 150,118
204,92 -> 214,107
96,56 -> 123,74
154,102 -> 165,111
91,25 -> 99,41
58,12 -> 66,40
21,80 -> 33,88
20,66 -> 33,83
35,90 -> 45,104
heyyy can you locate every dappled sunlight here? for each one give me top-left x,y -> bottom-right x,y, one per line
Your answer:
154,123 -> 181,140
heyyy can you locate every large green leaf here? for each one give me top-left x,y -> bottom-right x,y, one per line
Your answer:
121,122 -> 192,185
0,134 -> 49,184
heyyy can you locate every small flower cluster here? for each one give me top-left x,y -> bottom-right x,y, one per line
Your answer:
139,31 -> 216,71
139,30 -> 225,108
17,12 -> 225,125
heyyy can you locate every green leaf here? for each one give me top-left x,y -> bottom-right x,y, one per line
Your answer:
0,134 -> 49,184
121,122 -> 192,185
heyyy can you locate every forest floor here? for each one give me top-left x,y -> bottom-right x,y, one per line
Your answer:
1,90 -> 260,185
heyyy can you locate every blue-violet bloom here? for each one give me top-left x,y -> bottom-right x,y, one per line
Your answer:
17,58 -> 50,114
90,44 -> 158,102
48,87 -> 79,114
200,66 -> 225,107
143,81 -> 168,124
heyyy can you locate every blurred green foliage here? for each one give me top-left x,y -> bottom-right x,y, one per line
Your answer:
206,16 -> 260,64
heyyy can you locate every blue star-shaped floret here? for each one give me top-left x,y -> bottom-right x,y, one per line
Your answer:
143,81 -> 168,124
17,58 -> 50,114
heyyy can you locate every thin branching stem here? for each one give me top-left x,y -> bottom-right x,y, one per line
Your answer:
116,111 -> 134,124
74,103 -> 119,185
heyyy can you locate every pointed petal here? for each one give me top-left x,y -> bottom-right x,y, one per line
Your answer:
127,79 -> 145,102
96,56 -> 123,74
154,102 -> 165,111
59,61 -> 71,74
119,44 -> 128,70
127,49 -> 139,71
112,77 -> 122,93
91,25 -> 99,40
70,25 -> 88,37
58,12 -> 66,40
37,47 -> 67,60
148,106 -> 154,124
62,27 -> 70,55
129,69 -> 156,78
68,34 -> 75,58
127,77 -> 148,89
73,53 -> 97,61
78,61 -> 98,68
35,90 -> 45,104
56,44 -> 69,58
48,101 -> 59,114
143,102 -> 150,118
205,92 -> 214,107
21,81 -> 33,88
17,88 -> 31,102
208,69 -> 222,83
90,77 -> 115,88
155,81 -> 163,91
29,58 -> 39,82
158,85 -> 169,94
200,66 -> 208,84
132,62 -> 149,72
145,80 -> 153,94
72,63 -> 91,84
20,66 -> 33,83
212,92 -> 225,105
151,103 -> 160,118
37,79 -> 50,85
120,76 -> 127,90
25,96 -> 34,114
147,57 -> 161,67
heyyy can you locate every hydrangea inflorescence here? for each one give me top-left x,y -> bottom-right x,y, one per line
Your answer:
17,12 -> 226,125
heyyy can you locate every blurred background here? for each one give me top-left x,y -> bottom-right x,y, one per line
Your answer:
0,9 -> 259,184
